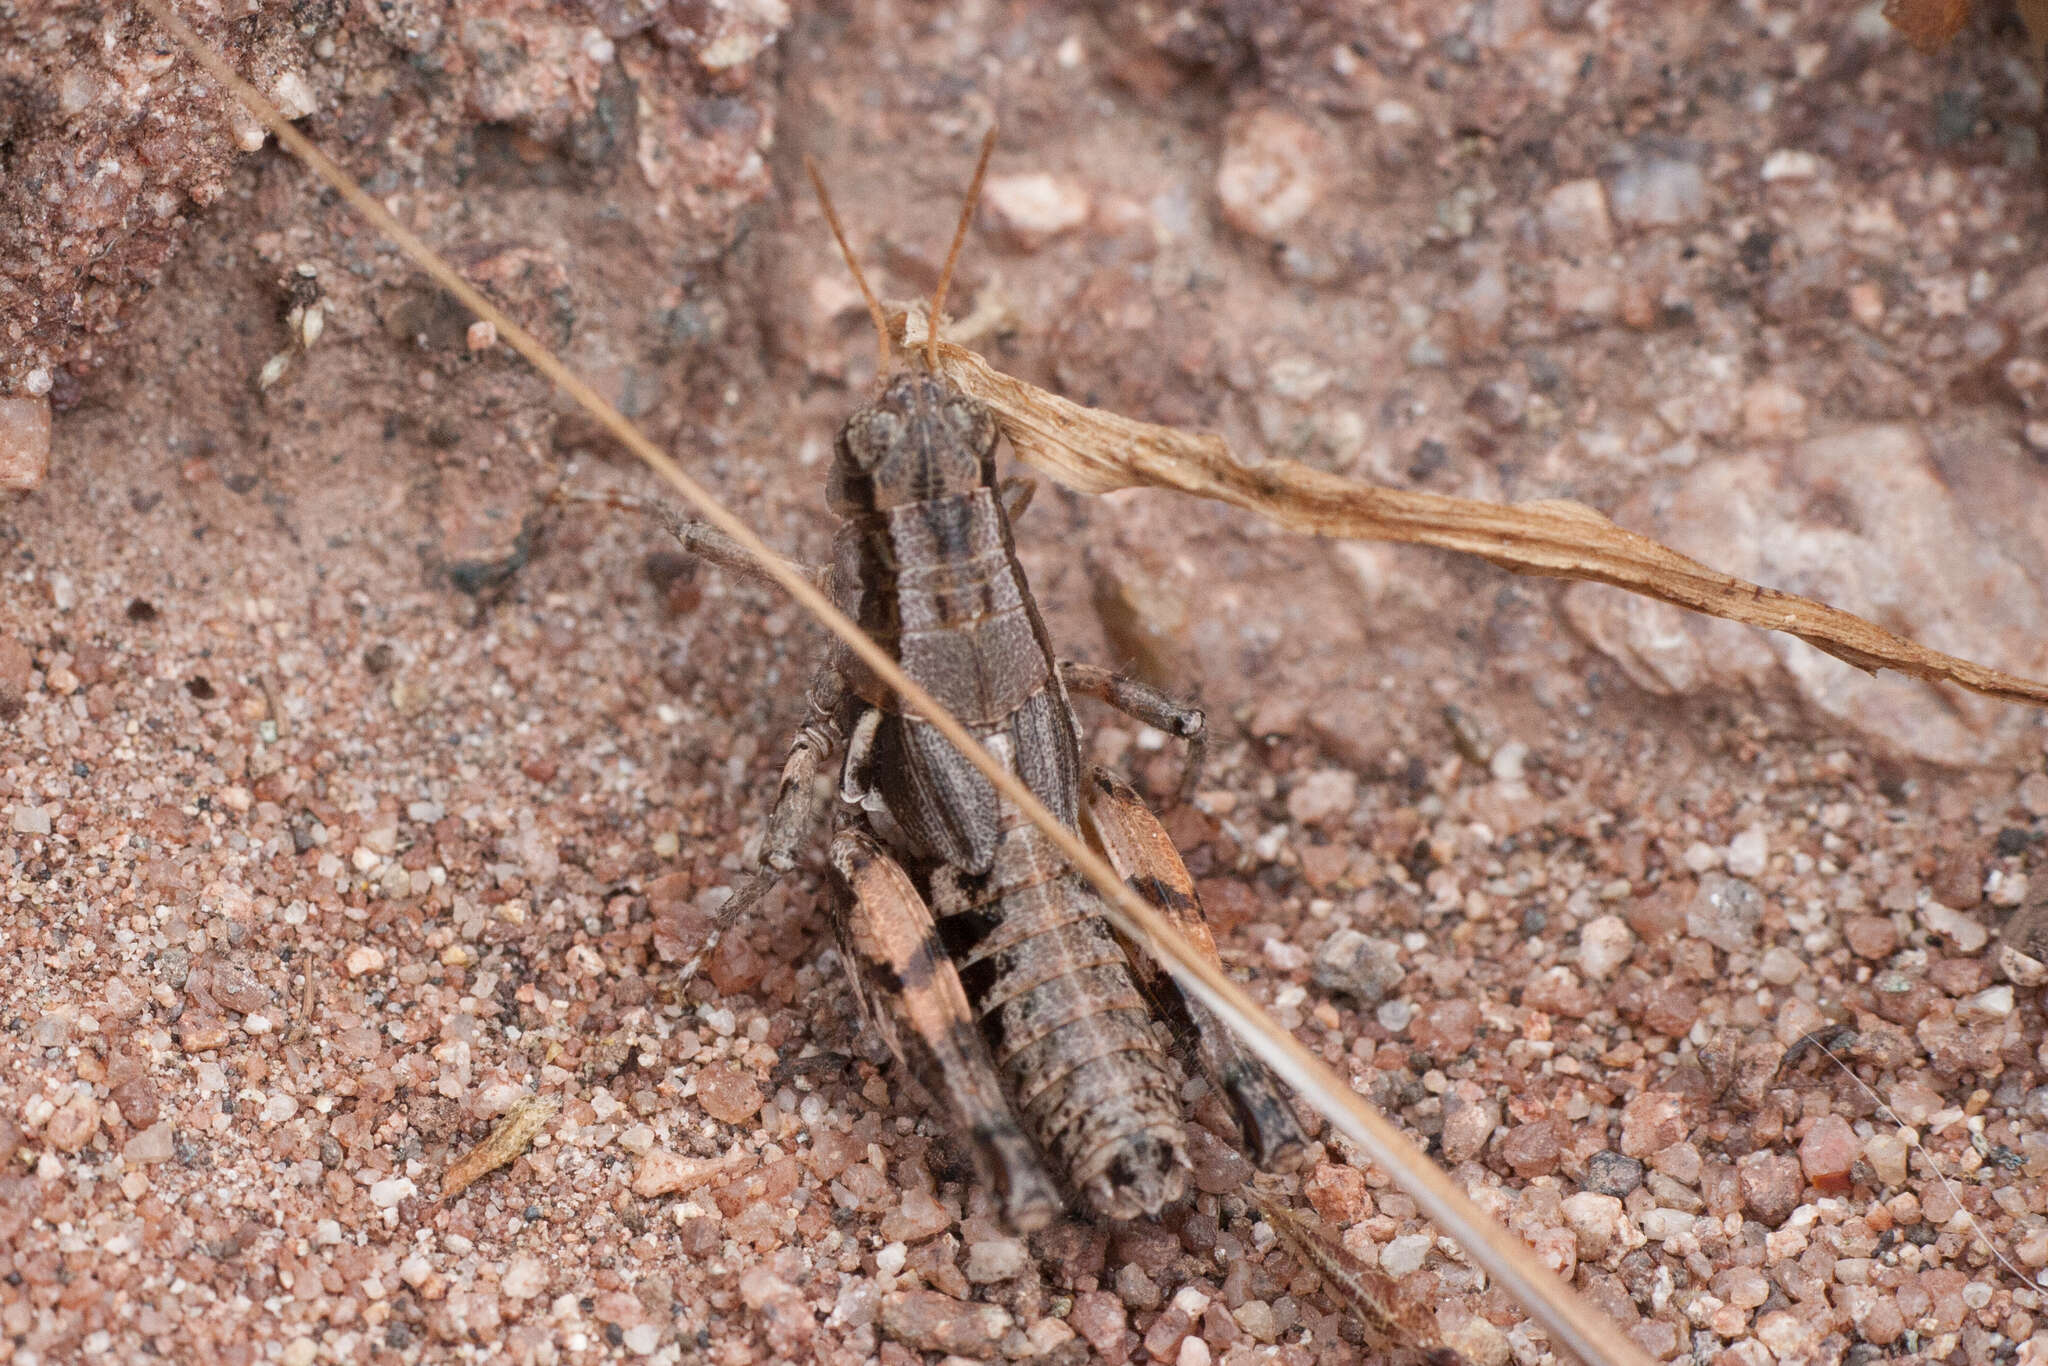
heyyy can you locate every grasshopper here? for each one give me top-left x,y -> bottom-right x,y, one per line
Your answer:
671,139 -> 1313,1227
659,136 -> 1468,1360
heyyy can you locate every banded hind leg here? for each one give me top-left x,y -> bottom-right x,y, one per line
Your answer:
1081,766 -> 1309,1172
828,829 -> 1062,1232
1060,662 -> 1206,806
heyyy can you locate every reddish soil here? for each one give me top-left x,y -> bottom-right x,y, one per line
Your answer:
6,4 -> 2048,1364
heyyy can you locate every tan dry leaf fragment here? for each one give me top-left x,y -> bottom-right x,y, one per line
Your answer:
902,319 -> 2048,711
442,1095 -> 559,1199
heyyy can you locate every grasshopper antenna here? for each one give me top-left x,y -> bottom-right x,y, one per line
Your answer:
926,127 -> 997,372
804,156 -> 894,379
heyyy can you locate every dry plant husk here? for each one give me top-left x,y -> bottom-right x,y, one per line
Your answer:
898,314 -> 2048,710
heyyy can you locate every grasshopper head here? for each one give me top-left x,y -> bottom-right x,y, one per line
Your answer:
829,371 -> 999,514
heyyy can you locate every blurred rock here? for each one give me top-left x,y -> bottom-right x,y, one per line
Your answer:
1562,426 -> 2048,765
1216,107 -> 1327,240
982,172 -> 1091,250
1603,140 -> 1708,230
1312,929 -> 1404,1003
1541,178 -> 1614,257
1686,874 -> 1762,953
0,396 -> 52,491
880,1289 -> 1012,1357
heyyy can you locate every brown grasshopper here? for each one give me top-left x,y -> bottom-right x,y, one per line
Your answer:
662,139 -> 1464,1359
670,138 -> 1313,1229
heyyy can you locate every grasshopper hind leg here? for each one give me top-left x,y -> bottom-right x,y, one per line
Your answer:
827,829 -> 1062,1232
1082,766 -> 1311,1173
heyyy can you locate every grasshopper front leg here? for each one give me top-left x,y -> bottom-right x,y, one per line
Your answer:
1082,766 -> 1309,1173
679,663 -> 845,983
829,829 -> 1063,1232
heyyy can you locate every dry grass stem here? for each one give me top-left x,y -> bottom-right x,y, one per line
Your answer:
901,318 -> 2048,712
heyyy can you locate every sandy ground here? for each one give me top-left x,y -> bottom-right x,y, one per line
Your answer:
7,3 -> 2048,1364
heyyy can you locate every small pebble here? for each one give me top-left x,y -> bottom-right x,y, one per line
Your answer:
1577,915 -> 1635,979
1562,1191 -> 1627,1259
1958,984 -> 2014,1021
1605,147 -> 1706,228
501,1254 -> 548,1299
1380,1234 -> 1433,1277
1541,178 -> 1613,256
1233,1300 -> 1278,1343
981,172 -> 1090,249
1797,1115 -> 1857,1190
45,1094 -> 100,1152
1843,915 -> 1899,960
1758,945 -> 1804,985
1619,1094 -> 1688,1160
1921,902 -> 1989,953
1311,929 -> 1404,1003
1440,1094 -> 1499,1164
1410,997 -> 1480,1058
1754,1309 -> 1815,1360
1638,1206 -> 1692,1241
1216,108 -> 1327,240
0,394 -> 52,492
1998,941 -> 2048,986
1655,1148 -> 1704,1195
123,1122 -> 175,1164
1725,825 -> 1769,878
879,1289 -> 1013,1357
632,1147 -> 743,1197
1497,1120 -> 1561,1176
1759,148 -> 1822,182
1116,1261 -> 1162,1311
1285,768 -> 1357,827
1737,1151 -> 1803,1225
369,1176 -> 416,1208
1741,379 -> 1808,439
1185,1122 -> 1253,1194
345,945 -> 386,977
1068,1291 -> 1126,1357
696,1064 -> 763,1124
963,1233 -> 1029,1283
1686,874 -> 1762,953
879,1188 -> 952,1243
